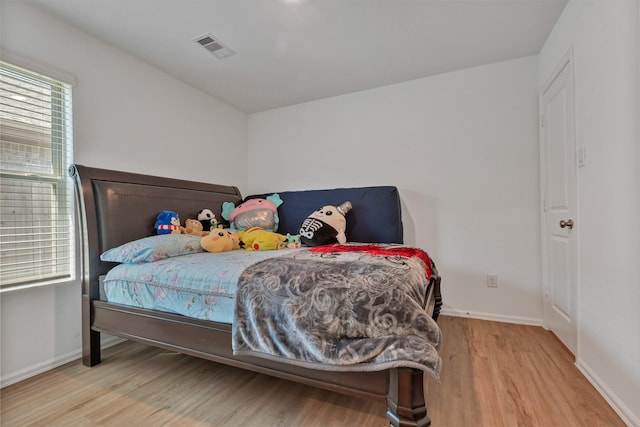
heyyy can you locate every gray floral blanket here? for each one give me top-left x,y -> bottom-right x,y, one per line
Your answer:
232,244 -> 442,379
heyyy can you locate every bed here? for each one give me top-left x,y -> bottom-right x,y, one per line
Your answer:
70,164 -> 443,427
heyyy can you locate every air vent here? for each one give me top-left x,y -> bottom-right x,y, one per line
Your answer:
194,33 -> 236,59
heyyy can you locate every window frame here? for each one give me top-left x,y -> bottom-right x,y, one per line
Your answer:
0,60 -> 75,291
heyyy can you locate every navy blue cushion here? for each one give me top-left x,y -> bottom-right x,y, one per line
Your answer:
246,186 -> 403,244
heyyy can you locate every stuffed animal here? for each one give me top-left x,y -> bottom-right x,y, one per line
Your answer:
181,218 -> 209,236
197,209 -> 220,231
221,194 -> 283,232
298,201 -> 352,246
238,226 -> 288,251
285,234 -> 301,249
200,229 -> 238,253
227,229 -> 241,250
155,210 -> 181,235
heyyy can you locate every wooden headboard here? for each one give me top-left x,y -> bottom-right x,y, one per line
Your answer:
69,164 -> 243,293
70,163 -> 407,299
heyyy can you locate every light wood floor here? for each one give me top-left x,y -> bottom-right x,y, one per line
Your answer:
0,316 -> 625,427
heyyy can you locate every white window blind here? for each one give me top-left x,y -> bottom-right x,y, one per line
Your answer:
0,61 -> 74,289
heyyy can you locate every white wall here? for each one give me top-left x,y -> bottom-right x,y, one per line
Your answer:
2,2 -> 637,424
248,56 -> 543,325
0,2 -> 248,386
539,0 -> 640,424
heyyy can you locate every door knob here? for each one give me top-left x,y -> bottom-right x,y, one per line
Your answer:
559,219 -> 574,229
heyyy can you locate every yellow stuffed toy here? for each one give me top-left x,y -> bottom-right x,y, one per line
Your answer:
238,227 -> 288,251
227,230 -> 241,250
200,229 -> 239,253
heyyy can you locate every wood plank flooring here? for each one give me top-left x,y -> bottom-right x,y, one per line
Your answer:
0,316 -> 625,426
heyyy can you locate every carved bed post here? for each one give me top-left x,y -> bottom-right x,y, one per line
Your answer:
432,275 -> 442,321
386,368 -> 430,427
82,296 -> 101,366
70,164 -> 102,367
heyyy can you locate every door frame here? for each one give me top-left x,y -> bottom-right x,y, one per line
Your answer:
539,47 -> 580,358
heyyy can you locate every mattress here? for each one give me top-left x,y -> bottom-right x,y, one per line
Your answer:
103,249 -> 298,323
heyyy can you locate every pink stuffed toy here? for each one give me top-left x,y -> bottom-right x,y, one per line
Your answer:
221,194 -> 283,231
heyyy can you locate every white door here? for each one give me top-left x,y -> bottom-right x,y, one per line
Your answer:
540,53 -> 578,355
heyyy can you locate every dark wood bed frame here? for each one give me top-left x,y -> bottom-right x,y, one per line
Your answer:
70,164 -> 442,427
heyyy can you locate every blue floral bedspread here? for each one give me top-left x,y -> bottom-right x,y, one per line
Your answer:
103,250 -> 297,322
232,244 -> 442,378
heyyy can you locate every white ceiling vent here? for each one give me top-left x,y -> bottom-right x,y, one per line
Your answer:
194,33 -> 236,59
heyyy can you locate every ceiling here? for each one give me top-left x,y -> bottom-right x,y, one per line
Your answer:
25,0 -> 567,114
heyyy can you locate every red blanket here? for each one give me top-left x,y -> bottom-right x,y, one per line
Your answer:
309,244 -> 433,278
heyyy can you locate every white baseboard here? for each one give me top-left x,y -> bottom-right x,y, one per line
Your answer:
577,359 -> 639,427
0,335 -> 125,388
441,307 -> 544,327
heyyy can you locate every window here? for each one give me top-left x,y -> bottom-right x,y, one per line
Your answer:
0,61 -> 74,289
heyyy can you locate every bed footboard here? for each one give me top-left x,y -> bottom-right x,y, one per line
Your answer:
85,299 -> 435,426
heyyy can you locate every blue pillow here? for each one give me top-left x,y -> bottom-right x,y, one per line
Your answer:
100,234 -> 204,264
247,186 -> 403,244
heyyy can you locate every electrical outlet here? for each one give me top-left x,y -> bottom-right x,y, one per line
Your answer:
487,274 -> 498,288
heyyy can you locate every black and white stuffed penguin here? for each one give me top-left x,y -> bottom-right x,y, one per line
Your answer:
298,201 -> 352,246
